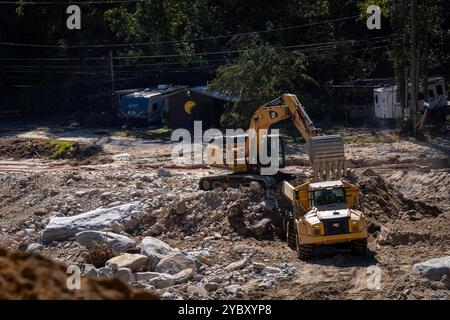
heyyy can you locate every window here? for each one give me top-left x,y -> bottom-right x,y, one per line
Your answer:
436,85 -> 444,96
313,188 -> 345,206
428,89 -> 435,98
375,95 -> 378,103
152,103 -> 158,111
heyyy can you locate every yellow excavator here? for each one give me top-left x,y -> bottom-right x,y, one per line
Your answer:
199,93 -> 367,259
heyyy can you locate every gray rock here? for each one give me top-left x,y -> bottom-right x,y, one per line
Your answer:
83,264 -> 99,278
155,252 -> 197,275
75,230 -> 136,255
98,267 -> 114,277
187,284 -> 209,299
115,268 -> 136,283
26,243 -> 43,252
262,266 -> 282,275
147,273 -> 175,289
42,202 -> 142,243
106,253 -> 148,271
252,262 -> 266,272
145,268 -> 194,289
162,292 -> 174,300
225,257 -> 250,271
157,167 -> 172,177
412,256 -> 450,281
173,268 -> 195,284
140,236 -> 176,270
250,218 -> 272,236
134,271 -> 161,282
224,284 -> 242,295
204,282 -> 220,292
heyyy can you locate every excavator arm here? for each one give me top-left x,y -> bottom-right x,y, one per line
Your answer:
248,93 -> 346,180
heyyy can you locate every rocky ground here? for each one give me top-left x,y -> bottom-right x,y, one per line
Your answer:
0,121 -> 449,300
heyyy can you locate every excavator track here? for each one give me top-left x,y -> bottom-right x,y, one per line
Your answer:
198,171 -> 296,191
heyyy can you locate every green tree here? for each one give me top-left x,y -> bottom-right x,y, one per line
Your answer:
209,37 -> 316,127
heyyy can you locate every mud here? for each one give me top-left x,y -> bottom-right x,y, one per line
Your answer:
0,123 -> 449,300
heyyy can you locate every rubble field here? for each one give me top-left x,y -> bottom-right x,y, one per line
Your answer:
0,125 -> 449,300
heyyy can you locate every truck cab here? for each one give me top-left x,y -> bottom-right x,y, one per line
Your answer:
283,179 -> 367,259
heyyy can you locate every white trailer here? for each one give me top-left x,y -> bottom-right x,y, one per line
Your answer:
373,77 -> 447,120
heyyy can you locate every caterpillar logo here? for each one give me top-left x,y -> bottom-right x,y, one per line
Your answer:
184,100 -> 197,115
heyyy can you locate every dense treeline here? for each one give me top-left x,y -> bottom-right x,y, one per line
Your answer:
0,0 -> 448,121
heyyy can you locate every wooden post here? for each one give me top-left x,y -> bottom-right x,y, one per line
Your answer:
410,0 -> 418,136
110,50 -> 115,110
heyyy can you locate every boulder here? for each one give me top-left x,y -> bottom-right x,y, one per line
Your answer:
173,268 -> 194,284
140,236 -> 176,270
225,257 -> 250,271
26,243 -> 43,252
147,273 -> 175,289
115,268 -> 136,284
98,267 -> 114,277
134,272 -> 161,282
194,250 -> 218,266
145,269 -> 194,289
155,252 -> 197,275
204,282 -> 220,292
42,202 -> 142,243
187,284 -> 209,299
106,253 -> 148,272
75,231 -> 136,255
262,266 -> 282,275
83,264 -> 99,278
250,218 -> 272,236
161,292 -> 175,300
412,256 -> 450,281
377,226 -> 430,245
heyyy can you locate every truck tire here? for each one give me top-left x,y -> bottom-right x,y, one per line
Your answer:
297,242 -> 314,260
351,238 -> 368,255
286,218 -> 297,249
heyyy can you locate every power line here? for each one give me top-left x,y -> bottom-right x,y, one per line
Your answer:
2,43 -> 403,79
0,15 -> 360,49
0,1 -> 144,4
0,36 -> 401,63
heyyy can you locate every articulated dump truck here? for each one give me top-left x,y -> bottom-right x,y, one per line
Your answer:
199,93 -> 368,259
282,179 -> 367,259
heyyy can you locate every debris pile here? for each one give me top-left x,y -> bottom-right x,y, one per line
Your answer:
153,184 -> 285,239
0,247 -> 158,300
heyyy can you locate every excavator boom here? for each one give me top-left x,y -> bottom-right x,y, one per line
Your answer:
199,93 -> 346,190
249,93 -> 346,180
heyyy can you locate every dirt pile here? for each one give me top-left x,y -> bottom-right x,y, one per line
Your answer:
0,247 -> 159,299
145,184 -> 287,240
0,137 -> 100,160
349,169 -> 442,222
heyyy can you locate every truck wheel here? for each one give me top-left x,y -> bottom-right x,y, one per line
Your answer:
351,238 -> 368,255
286,218 -> 297,249
297,242 -> 314,260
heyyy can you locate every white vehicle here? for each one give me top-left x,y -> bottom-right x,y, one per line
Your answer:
373,77 -> 447,120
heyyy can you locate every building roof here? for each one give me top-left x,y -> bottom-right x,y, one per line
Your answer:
190,86 -> 243,102
126,85 -> 189,99
332,78 -> 395,89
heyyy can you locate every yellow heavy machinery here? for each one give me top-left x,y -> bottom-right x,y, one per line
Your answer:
199,94 -> 346,190
199,93 -> 367,259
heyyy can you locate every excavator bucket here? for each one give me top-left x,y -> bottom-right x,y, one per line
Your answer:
306,135 -> 346,181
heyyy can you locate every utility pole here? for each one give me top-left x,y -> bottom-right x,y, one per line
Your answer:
410,0 -> 418,136
109,50 -> 115,110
